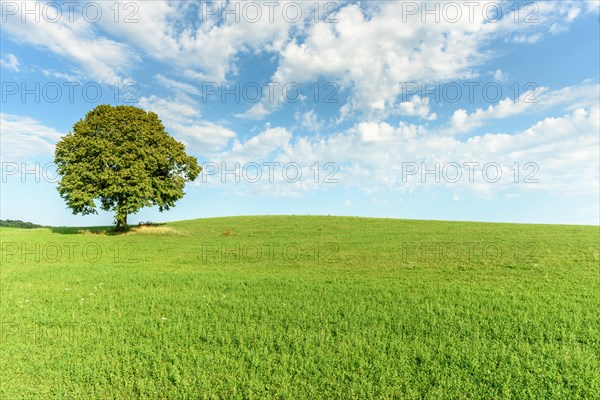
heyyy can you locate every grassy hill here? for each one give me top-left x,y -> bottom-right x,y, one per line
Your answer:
1,216 -> 598,398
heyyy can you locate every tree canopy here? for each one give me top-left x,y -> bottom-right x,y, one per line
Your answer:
54,104 -> 201,229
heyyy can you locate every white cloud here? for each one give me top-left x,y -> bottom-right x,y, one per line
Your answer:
155,74 -> 200,96
493,69 -> 506,81
138,94 -> 200,125
138,94 -> 235,153
396,96 -> 437,120
512,33 -> 542,44
96,1 -> 310,82
0,53 -> 20,72
235,102 -> 272,120
225,126 -> 293,162
1,1 -> 595,206
182,69 -> 211,82
176,121 -> 237,154
201,125 -> 328,197
295,110 -> 323,132
586,0 -> 600,14
0,113 -> 64,159
241,1 -> 588,120
449,82 -> 600,134
547,0 -> 583,34
215,105 -> 598,197
41,69 -> 82,81
357,121 -> 394,143
2,0 -> 588,116
2,9 -> 137,84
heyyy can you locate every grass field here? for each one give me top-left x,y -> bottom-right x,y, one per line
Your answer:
1,216 -> 599,399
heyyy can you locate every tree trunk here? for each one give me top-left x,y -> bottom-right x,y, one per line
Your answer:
116,213 -> 127,230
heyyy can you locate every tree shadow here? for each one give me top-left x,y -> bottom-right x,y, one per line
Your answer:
50,226 -> 128,235
50,222 -> 165,236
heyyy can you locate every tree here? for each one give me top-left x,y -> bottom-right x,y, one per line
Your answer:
55,104 -> 201,229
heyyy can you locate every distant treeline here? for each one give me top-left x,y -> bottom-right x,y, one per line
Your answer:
0,220 -> 46,229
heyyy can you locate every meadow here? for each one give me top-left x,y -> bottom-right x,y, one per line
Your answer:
1,216 -> 598,399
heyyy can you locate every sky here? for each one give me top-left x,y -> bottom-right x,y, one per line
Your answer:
0,0 -> 599,226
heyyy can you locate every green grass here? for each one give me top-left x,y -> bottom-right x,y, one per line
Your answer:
1,216 -> 599,399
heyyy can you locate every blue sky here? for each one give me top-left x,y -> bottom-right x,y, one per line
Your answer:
1,0 -> 599,226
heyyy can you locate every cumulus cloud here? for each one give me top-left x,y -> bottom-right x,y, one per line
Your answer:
2,7 -> 138,84
154,74 -> 200,96
138,94 -> 235,153
205,104 -> 599,198
240,0 -> 587,120
449,82 -> 600,134
295,110 -> 324,132
396,96 -> 437,120
493,69 -> 507,81
94,0 -> 312,82
2,1 -> 588,118
2,0 -> 595,208
0,53 -> 20,72
218,126 -> 293,163
0,113 -> 64,159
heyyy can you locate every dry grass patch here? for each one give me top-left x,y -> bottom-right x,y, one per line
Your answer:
125,225 -> 186,235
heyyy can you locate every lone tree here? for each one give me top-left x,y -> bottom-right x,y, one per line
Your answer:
55,104 -> 201,229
